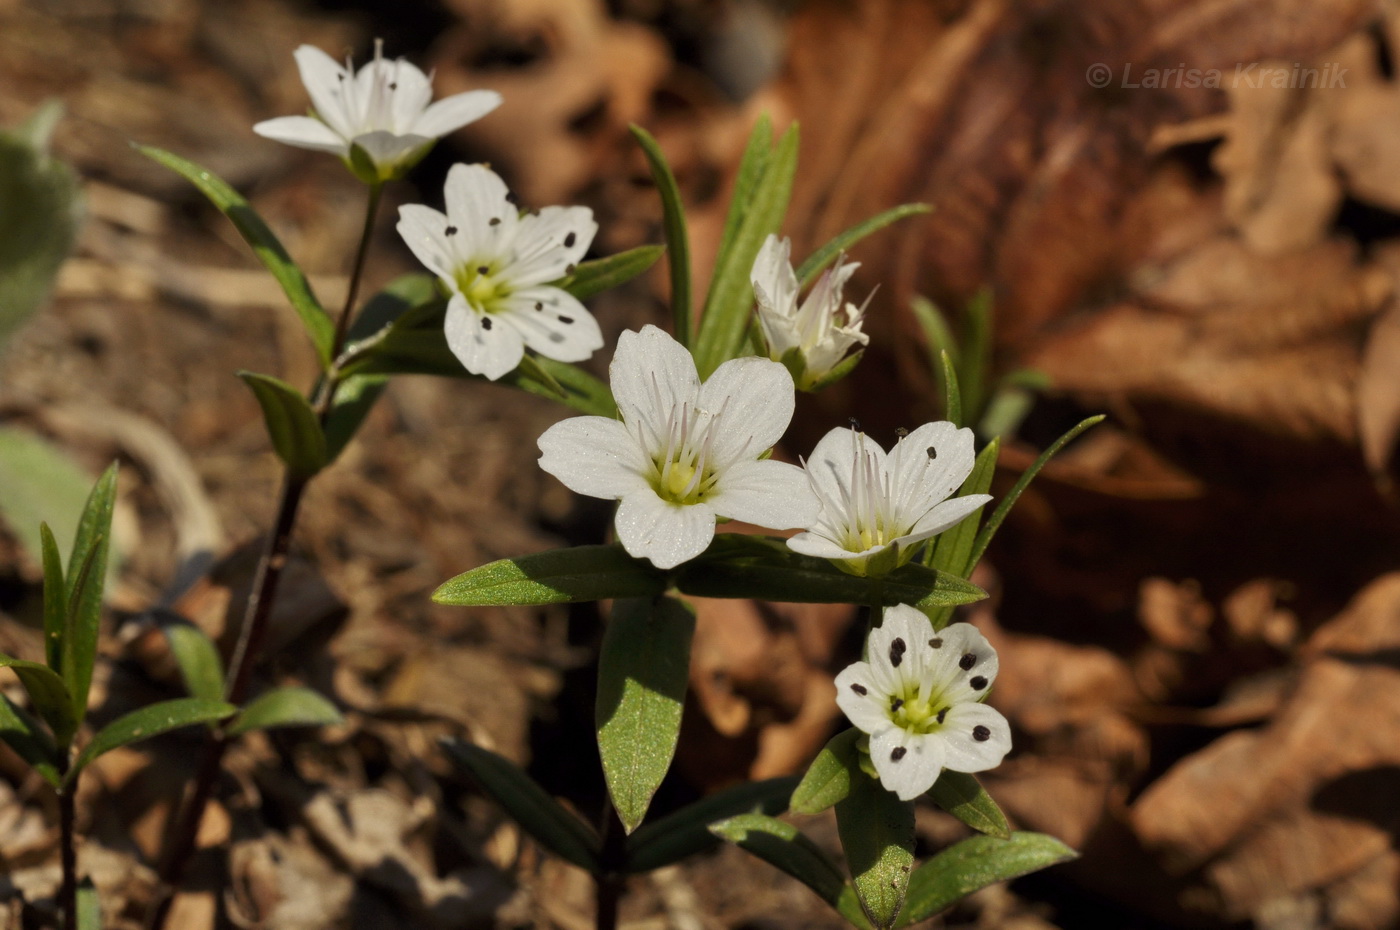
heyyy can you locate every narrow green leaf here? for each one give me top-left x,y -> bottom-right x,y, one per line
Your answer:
68,697 -> 237,782
674,536 -> 986,611
160,622 -> 225,702
559,244 -> 666,301
136,145 -> 335,365
0,655 -> 76,748
39,523 -> 66,673
795,204 -> 932,288
62,462 -> 116,724
805,349 -> 864,393
961,288 -> 993,428
75,879 -> 101,930
709,814 -> 848,908
597,596 -> 695,833
516,353 -> 569,402
0,693 -> 60,786
895,832 -> 1078,927
966,415 -> 1106,570
236,372 -> 328,480
441,738 -> 602,871
910,296 -> 957,371
630,126 -> 692,345
694,123 -> 799,378
790,728 -> 862,815
977,373 -> 1048,442
434,544 -> 666,607
927,772 -> 1011,840
226,686 -> 342,736
624,776 -> 798,874
837,775 -> 915,930
923,440 -> 999,630
0,428 -> 93,573
323,373 -> 388,463
341,273 -> 442,347
714,115 -> 772,275
940,350 -> 962,428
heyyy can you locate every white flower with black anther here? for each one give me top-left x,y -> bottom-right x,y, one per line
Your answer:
254,40 -> 502,181
788,422 -> 991,576
396,163 -> 603,380
836,604 -> 1011,801
750,234 -> 870,390
537,325 -> 819,569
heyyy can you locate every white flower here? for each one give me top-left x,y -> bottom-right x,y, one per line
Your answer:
536,325 -> 819,569
836,605 -> 1011,801
788,423 -> 991,576
751,234 -> 870,390
254,41 -> 502,181
396,163 -> 603,380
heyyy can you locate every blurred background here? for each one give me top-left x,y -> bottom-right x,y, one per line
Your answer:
2,0 -> 1400,927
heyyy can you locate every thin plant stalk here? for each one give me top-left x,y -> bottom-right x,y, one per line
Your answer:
595,795 -> 627,930
145,182 -> 383,930
58,762 -> 77,929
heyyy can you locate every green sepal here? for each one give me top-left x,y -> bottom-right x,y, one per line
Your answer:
441,739 -> 602,872
557,244 -> 666,301
434,544 -> 666,606
630,124 -> 693,345
709,814 -> 852,915
894,832 -> 1078,927
0,692 -> 61,786
623,776 -> 798,874
135,145 -> 335,365
236,372 -> 328,480
803,349 -> 864,393
939,350 -> 962,428
39,522 -> 66,673
0,655 -> 77,749
836,775 -> 916,930
63,462 -> 117,722
790,728 -> 862,815
596,596 -> 695,833
795,203 -> 931,288
67,697 -> 237,785
160,620 -> 225,702
225,686 -> 342,736
927,771 -> 1011,840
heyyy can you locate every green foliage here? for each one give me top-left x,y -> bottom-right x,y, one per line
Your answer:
0,692 -> 60,786
922,439 -> 999,629
137,145 -> 336,365
939,350 -> 962,429
0,655 -> 78,748
790,728 -> 862,815
61,463 -> 117,721
40,523 -> 67,672
442,739 -> 602,872
630,124 -> 693,345
558,244 -> 666,302
68,698 -> 237,784
76,879 -> 101,930
795,204 -> 931,288
0,428 -> 95,571
322,373 -> 388,463
927,772 -> 1011,840
709,814 -> 851,914
434,544 -> 666,606
160,621 -> 225,703
894,832 -> 1078,927
837,776 -> 916,930
623,776 -> 797,874
595,596 -> 695,833
226,686 -> 342,736
236,372 -> 328,480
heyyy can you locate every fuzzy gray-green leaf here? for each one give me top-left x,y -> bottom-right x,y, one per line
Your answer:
434,544 -> 666,606
0,692 -> 60,786
895,832 -> 1078,927
0,655 -> 76,748
69,697 -> 236,782
161,621 -> 225,702
790,728 -> 862,815
624,775 -> 798,873
709,814 -> 848,908
237,372 -> 328,480
226,686 -> 342,736
558,244 -> 665,301
837,776 -> 916,930
927,771 -> 1011,840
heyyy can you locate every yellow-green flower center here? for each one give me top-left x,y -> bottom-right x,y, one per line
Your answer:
457,262 -> 511,310
888,687 -> 948,735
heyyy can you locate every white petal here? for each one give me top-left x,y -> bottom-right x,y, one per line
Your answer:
869,605 -> 935,691
889,421 -> 977,520
707,459 -> 818,530
803,427 -> 889,511
896,494 -> 993,550
252,116 -> 347,154
444,163 -> 516,260
786,531 -> 880,563
610,326 -> 699,449
499,288 -> 603,363
293,45 -> 356,140
444,295 -> 523,380
834,662 -> 895,734
414,89 -> 504,138
396,204 -> 456,280
930,622 -> 1000,704
537,416 -> 651,499
698,357 -> 795,466
870,728 -> 945,801
506,206 -> 597,287
386,59 -> 434,132
351,130 -> 430,169
615,492 -> 715,569
938,703 -> 1012,773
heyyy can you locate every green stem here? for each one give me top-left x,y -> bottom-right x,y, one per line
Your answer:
329,181 -> 383,364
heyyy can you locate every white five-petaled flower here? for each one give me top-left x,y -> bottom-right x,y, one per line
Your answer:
397,163 -> 603,380
788,423 -> 991,576
537,325 -> 819,569
751,234 -> 870,390
254,41 -> 502,181
836,605 -> 1011,801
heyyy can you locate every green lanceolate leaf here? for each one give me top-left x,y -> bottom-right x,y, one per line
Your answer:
714,115 -> 772,275
939,350 -> 962,429
226,686 -> 342,736
160,621 -> 225,702
558,244 -> 666,302
837,775 -> 916,930
323,373 -> 389,463
596,596 -> 695,833
675,536 -> 985,611
960,287 -> 993,428
39,523 -> 66,673
136,145 -> 335,365
923,439 -> 999,629
434,544 -> 666,607
790,728 -> 862,815
927,772 -> 1010,840
62,462 -> 117,722
236,372 -> 328,480
0,656 -> 75,747
630,126 -> 693,346
895,832 -> 1078,927
911,296 -> 957,372
68,697 -> 237,783
75,879 -> 101,930
0,428 -> 94,571
0,692 -> 60,786
441,739 -> 602,872
795,204 -> 932,288
341,273 -> 442,347
965,415 -> 1106,571
710,814 -> 848,909
694,123 -> 799,378
624,775 -> 798,874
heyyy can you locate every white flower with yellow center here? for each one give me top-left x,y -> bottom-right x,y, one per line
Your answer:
537,325 -> 818,569
254,41 -> 502,180
396,163 -> 603,380
788,423 -> 991,576
836,605 -> 1011,801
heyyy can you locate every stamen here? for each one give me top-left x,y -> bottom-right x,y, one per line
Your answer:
970,676 -> 988,691
972,725 -> 991,742
936,708 -> 948,723
929,637 -> 943,648
927,446 -> 937,460
558,316 -> 574,324
890,747 -> 907,761
481,317 -> 493,330
888,637 -> 906,668
564,232 -> 577,248
445,226 -> 458,236
890,698 -> 904,711
959,653 -> 977,670
850,683 -> 867,696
